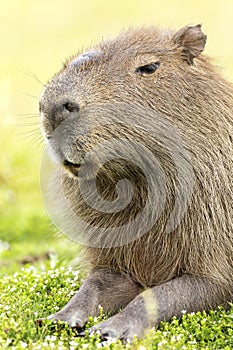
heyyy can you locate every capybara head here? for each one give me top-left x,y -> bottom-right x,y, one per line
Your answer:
40,25 -> 232,287
40,24 -> 208,138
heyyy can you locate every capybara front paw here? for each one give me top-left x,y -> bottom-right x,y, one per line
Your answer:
89,315 -> 144,342
37,311 -> 86,329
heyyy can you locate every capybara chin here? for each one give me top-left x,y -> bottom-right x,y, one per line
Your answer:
39,24 -> 233,341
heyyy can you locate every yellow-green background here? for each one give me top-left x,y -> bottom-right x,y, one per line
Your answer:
0,0 -> 233,244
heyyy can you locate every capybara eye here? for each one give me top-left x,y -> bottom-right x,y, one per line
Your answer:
136,62 -> 160,75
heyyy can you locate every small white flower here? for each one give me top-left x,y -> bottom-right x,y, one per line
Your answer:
19,341 -> 28,348
158,340 -> 167,346
69,340 -> 78,346
6,339 -> 13,346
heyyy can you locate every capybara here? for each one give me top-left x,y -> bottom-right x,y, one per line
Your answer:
39,24 -> 233,341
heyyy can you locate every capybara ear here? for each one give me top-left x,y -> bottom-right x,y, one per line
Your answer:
173,24 -> 207,64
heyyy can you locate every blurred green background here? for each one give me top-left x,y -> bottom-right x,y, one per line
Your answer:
0,0 -> 233,271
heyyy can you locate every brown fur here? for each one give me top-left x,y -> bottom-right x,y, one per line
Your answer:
39,24 -> 233,340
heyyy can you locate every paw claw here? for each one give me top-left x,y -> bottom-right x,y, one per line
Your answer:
69,320 -> 83,329
78,331 -> 86,336
88,326 -> 97,334
101,330 -> 116,340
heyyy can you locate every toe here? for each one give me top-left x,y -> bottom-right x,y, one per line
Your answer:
68,319 -> 83,329
100,329 -> 117,340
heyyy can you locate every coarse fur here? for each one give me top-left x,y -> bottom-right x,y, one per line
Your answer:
39,24 -> 233,340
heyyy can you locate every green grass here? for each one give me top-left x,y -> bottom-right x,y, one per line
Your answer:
1,213 -> 233,349
1,262 -> 233,349
1,210 -> 233,350
1,1 -> 233,349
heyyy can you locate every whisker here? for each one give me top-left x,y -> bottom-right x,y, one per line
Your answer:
22,93 -> 39,100
17,113 -> 39,118
37,138 -> 45,146
15,115 -> 40,127
16,121 -> 40,128
13,113 -> 40,132
17,128 -> 41,137
19,69 -> 45,88
29,135 -> 44,147
17,130 -> 45,148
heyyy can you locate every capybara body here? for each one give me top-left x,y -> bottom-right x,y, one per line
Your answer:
39,25 -> 233,340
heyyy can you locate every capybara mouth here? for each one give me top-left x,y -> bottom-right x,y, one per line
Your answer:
63,159 -> 95,179
63,159 -> 81,177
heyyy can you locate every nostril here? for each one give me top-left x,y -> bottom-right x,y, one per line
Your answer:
63,102 -> 80,113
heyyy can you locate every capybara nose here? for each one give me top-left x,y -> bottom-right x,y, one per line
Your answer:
40,99 -> 80,132
62,101 -> 80,114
